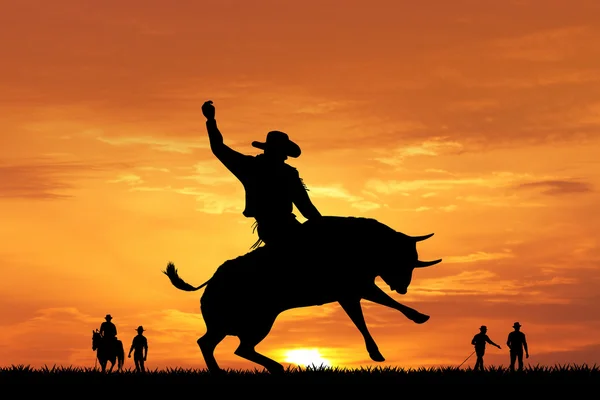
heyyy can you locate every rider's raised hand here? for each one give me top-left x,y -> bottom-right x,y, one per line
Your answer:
202,100 -> 215,120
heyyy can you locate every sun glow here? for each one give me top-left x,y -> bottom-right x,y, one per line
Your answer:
283,349 -> 332,368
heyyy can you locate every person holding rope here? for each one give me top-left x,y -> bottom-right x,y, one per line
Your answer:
471,325 -> 501,371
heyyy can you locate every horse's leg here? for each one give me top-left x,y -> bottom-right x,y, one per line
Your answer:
197,329 -> 226,374
234,316 -> 284,374
362,284 -> 430,323
108,359 -> 115,373
339,298 -> 385,362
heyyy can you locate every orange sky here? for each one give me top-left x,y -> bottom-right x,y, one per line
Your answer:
1,0 -> 600,371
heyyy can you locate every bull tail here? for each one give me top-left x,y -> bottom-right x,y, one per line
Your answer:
163,262 -> 211,292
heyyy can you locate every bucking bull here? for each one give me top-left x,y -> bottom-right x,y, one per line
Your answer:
163,216 -> 442,374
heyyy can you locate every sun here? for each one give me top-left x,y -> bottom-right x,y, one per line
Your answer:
283,348 -> 332,368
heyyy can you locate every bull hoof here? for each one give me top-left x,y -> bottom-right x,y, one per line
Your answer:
412,313 -> 430,324
369,350 -> 386,362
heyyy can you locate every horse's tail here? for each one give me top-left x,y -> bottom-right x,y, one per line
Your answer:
162,262 -> 211,292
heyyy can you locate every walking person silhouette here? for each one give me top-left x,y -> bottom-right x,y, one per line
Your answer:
471,325 -> 501,371
507,322 -> 529,371
201,100 -> 322,250
128,326 -> 148,372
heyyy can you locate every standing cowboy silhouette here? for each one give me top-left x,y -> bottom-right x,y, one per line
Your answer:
128,326 -> 148,372
507,322 -> 529,371
201,100 -> 322,250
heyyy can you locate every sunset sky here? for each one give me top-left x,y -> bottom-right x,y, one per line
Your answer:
1,0 -> 600,371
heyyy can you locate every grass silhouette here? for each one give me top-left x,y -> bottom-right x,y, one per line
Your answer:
1,364 -> 599,384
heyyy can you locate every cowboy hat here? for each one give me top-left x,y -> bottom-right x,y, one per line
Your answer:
105,314 -> 112,320
480,325 -> 487,330
252,131 -> 301,158
136,326 -> 145,332
513,322 -> 521,328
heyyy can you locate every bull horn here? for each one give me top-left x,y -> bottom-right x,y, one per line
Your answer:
415,259 -> 442,268
410,233 -> 435,242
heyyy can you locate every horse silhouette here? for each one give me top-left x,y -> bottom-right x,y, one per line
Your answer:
92,330 -> 125,373
163,216 -> 442,374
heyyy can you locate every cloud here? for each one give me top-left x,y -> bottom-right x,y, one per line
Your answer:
97,136 -> 208,154
364,172 -> 589,202
372,137 -> 464,166
365,170 -> 531,194
491,26 -> 592,62
309,185 -> 382,212
439,204 -> 457,212
455,195 -> 547,208
365,177 -> 490,194
136,166 -> 171,173
410,269 -> 577,301
0,160 -> 115,200
443,251 -> 515,264
515,180 -> 593,195
106,174 -> 144,185
294,100 -> 358,115
193,192 -> 243,214
176,161 -> 237,186
128,184 -> 243,214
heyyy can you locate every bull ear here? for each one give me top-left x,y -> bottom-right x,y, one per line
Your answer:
415,259 -> 442,268
410,233 -> 435,242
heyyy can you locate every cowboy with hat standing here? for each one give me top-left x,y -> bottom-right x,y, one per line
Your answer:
128,326 -> 148,372
471,325 -> 501,371
201,100 -> 322,249
507,322 -> 529,371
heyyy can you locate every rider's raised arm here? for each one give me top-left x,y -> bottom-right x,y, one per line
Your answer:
206,119 -> 251,177
291,172 -> 322,220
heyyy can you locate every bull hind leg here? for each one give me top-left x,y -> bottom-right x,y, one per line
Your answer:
234,317 -> 284,374
197,329 -> 226,374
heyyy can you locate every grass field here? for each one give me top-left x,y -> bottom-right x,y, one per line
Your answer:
1,364 -> 599,385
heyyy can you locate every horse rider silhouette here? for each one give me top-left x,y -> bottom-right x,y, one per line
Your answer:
201,100 -> 322,250
99,314 -> 118,347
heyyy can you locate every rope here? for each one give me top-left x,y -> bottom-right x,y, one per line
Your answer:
458,351 -> 475,368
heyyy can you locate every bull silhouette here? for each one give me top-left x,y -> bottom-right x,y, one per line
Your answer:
163,216 -> 442,374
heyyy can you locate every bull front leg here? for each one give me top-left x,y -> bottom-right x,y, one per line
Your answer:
338,298 -> 386,362
362,284 -> 430,324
